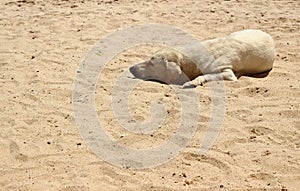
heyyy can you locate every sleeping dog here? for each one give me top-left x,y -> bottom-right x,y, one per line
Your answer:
129,29 -> 275,88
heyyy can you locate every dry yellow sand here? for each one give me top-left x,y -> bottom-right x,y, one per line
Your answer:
1,0 -> 299,190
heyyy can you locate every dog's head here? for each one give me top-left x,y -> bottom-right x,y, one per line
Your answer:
129,53 -> 183,84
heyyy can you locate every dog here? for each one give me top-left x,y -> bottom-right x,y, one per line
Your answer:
129,29 -> 275,88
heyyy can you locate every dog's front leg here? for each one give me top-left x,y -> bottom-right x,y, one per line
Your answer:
182,76 -> 206,88
182,69 -> 237,88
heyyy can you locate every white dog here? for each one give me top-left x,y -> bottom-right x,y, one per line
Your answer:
129,30 -> 275,88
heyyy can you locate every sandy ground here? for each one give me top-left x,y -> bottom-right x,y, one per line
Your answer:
1,0 -> 300,190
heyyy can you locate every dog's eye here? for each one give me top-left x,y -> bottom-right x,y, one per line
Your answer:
150,56 -> 154,60
148,61 -> 154,66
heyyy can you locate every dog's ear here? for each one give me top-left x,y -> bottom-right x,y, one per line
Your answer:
165,61 -> 182,83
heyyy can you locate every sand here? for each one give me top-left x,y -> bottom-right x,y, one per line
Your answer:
1,0 -> 299,190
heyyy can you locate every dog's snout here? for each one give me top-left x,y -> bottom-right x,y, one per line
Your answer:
129,65 -> 136,74
129,61 -> 151,79
129,65 -> 141,78
129,66 -> 134,73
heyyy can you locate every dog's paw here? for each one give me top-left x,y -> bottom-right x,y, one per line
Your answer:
182,82 -> 196,89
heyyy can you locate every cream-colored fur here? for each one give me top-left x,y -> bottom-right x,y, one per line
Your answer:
129,30 -> 275,88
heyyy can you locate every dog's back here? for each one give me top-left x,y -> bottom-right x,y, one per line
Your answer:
202,30 -> 275,76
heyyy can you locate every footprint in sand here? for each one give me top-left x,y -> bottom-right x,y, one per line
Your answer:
9,141 -> 28,162
183,152 -> 230,171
